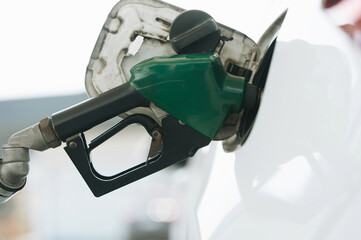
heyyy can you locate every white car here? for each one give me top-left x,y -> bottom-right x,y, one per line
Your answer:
183,1 -> 361,239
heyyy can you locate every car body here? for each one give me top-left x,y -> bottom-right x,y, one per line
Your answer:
179,0 -> 361,239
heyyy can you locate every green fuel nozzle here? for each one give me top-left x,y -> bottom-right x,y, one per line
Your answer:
52,53 -> 255,197
0,53 -> 256,200
130,53 -> 246,139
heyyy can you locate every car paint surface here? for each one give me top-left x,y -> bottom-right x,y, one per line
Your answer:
184,0 -> 361,239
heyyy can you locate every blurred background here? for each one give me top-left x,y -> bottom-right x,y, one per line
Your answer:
0,0 -> 290,239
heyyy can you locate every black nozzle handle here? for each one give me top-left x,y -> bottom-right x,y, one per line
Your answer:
64,115 -> 211,197
51,83 -> 150,141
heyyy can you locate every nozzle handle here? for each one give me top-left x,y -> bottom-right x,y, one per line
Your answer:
64,115 -> 211,197
52,82 -> 150,141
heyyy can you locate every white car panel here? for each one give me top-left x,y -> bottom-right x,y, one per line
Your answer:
193,0 -> 361,239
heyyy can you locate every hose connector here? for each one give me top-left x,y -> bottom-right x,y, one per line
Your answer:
0,120 -> 61,203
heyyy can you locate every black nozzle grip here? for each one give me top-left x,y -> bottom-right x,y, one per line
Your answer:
52,83 -> 150,141
64,115 -> 211,197
51,82 -> 211,197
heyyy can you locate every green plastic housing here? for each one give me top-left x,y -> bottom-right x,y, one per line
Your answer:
129,53 -> 246,139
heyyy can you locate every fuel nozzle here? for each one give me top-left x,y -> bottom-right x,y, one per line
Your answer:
0,53 -> 258,201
